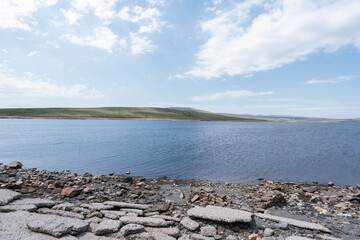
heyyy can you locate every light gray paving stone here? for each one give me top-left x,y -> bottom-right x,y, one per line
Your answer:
120,224 -> 144,236
145,227 -> 180,238
187,205 -> 253,223
122,208 -> 144,215
104,201 -> 151,210
255,213 -> 331,233
80,203 -> 114,211
180,217 -> 199,231
101,210 -> 126,217
0,203 -> 37,212
38,208 -> 85,220
10,198 -> 56,207
152,215 -> 181,222
94,219 -> 121,235
0,189 -> 21,206
120,216 -> 167,227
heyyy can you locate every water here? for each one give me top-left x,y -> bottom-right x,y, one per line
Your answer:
0,119 -> 359,186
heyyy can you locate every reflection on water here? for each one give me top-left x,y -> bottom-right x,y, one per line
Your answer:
0,119 -> 359,186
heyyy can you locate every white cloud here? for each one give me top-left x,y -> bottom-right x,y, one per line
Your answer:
147,0 -> 165,6
60,8 -> 82,25
192,90 -> 273,101
28,50 -> 39,57
71,0 -> 118,20
130,33 -> 155,54
61,26 -> 125,52
0,68 -> 102,99
306,75 -> 359,84
187,0 -> 360,79
0,0 -> 57,31
1,49 -> 8,54
118,6 -> 160,23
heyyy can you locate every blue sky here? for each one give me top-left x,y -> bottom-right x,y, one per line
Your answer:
0,0 -> 360,118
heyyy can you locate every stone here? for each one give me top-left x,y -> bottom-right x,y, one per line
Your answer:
128,231 -> 176,240
9,198 -> 56,207
286,237 -> 314,240
61,187 -> 82,197
328,181 -> 334,187
225,236 -> 238,240
101,210 -> 126,217
26,213 -> 89,237
147,202 -> 170,212
255,213 -> 331,233
264,228 -> 274,237
38,208 -> 85,220
120,216 -> 167,227
8,161 -> 23,169
52,202 -> 75,211
0,173 -> 9,182
278,222 -> 288,229
94,219 -> 121,235
104,201 -> 150,209
120,224 -> 145,236
80,203 -> 114,211
152,215 -> 181,222
180,217 -> 199,231
0,189 -> 21,206
145,227 -> 180,238
0,204 -> 37,212
248,234 -> 259,240
200,225 -> 216,237
187,205 -> 253,223
179,233 -> 214,240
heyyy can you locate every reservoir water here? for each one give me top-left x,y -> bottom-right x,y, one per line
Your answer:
0,119 -> 359,186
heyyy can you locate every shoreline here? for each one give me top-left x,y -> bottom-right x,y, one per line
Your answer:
0,161 -> 359,239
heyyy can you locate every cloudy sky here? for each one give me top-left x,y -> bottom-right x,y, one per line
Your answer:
1,0 -> 360,118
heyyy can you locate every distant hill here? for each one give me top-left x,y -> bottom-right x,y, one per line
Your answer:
0,107 -> 266,122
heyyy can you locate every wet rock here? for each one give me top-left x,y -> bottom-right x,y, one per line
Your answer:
8,161 -> 23,169
60,187 -> 82,197
120,216 -> 167,227
94,219 -> 121,235
0,189 -> 21,206
120,224 -> 144,236
180,217 -> 199,231
187,205 -> 252,223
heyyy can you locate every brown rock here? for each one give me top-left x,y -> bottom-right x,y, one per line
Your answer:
7,161 -> 23,169
60,187 -> 82,197
328,181 -> 334,186
83,187 -> 93,194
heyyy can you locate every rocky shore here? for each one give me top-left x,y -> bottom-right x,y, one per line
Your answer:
0,161 -> 359,240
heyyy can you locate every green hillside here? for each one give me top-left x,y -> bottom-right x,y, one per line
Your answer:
0,107 -> 266,121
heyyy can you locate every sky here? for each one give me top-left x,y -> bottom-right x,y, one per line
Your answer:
0,0 -> 360,119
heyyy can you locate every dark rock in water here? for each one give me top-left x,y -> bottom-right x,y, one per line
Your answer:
7,161 -> 23,169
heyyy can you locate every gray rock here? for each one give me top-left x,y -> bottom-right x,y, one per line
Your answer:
0,203 -> 37,212
80,203 -> 114,211
27,213 -> 89,237
120,216 -> 167,227
52,202 -> 75,211
7,161 -> 23,169
128,231 -> 176,240
120,224 -> 144,236
264,228 -> 274,237
200,225 -> 216,237
180,217 -> 199,231
152,215 -> 181,222
0,189 -> 21,206
225,236 -> 238,240
38,208 -> 85,220
255,213 -> 331,233
10,198 -> 56,207
278,222 -> 288,229
94,219 -> 121,235
104,201 -> 151,210
122,208 -> 144,215
145,227 -> 180,238
179,233 -> 214,240
103,212 -> 119,220
285,237 -> 314,240
187,205 -> 252,223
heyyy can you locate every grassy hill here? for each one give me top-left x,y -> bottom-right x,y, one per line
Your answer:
0,107 -> 266,121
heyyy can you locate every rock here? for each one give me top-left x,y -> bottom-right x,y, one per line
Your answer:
94,219 -> 121,235
179,233 -> 214,240
145,227 -> 180,238
278,222 -> 288,229
0,173 -> 9,182
7,161 -> 23,169
0,204 -> 37,212
200,225 -> 216,237
262,194 -> 287,208
38,208 -> 85,220
120,224 -> 144,236
26,213 -> 89,237
286,237 -> 314,240
146,202 -> 170,212
60,187 -> 82,197
180,192 -> 185,199
126,171 -> 130,175
328,181 -> 334,187
255,213 -> 331,233
82,187 -> 94,193
128,231 -> 176,240
120,216 -> 167,227
152,215 -> 181,222
180,217 -> 199,231
187,205 -> 252,223
80,203 -> 114,211
264,228 -> 274,237
225,235 -> 238,240
52,202 -> 75,211
191,195 -> 200,202
248,234 -> 259,240
9,198 -> 56,208
101,210 -> 126,217
104,201 -> 151,209
0,189 -> 21,206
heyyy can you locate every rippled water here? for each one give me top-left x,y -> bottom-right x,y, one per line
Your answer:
0,119 -> 359,186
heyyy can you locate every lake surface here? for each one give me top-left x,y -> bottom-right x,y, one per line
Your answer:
0,119 -> 359,186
